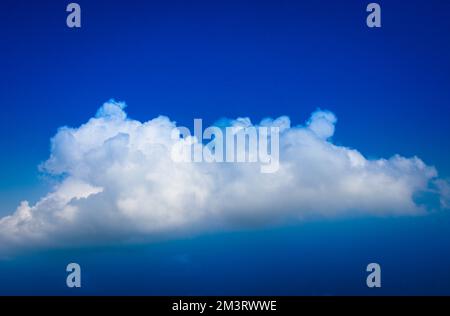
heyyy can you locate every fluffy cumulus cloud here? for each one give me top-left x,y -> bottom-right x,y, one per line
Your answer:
0,100 -> 447,254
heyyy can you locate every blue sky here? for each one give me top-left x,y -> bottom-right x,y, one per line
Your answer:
0,0 -> 450,295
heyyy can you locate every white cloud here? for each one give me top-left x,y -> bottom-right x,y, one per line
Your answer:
435,179 -> 450,209
0,100 -> 446,254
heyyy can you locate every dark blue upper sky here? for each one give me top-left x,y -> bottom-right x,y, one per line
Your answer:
0,0 -> 450,295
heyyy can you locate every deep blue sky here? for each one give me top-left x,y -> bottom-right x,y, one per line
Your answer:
0,0 -> 450,294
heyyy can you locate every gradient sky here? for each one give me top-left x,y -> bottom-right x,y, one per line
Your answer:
0,0 -> 450,295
